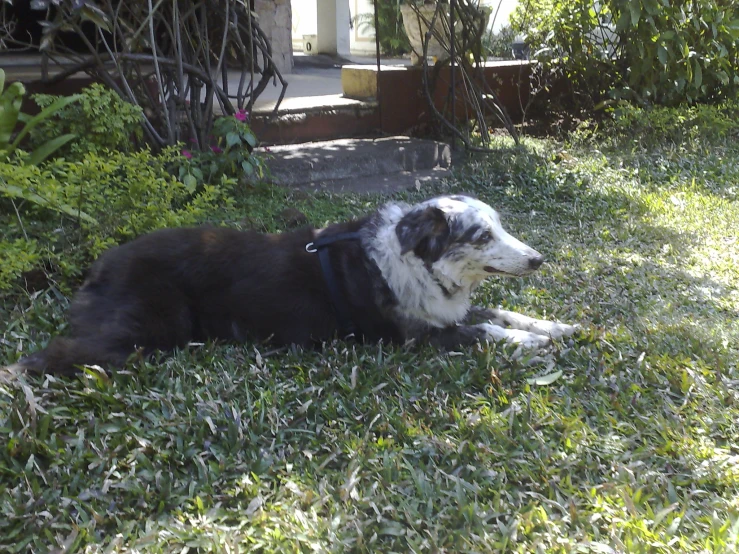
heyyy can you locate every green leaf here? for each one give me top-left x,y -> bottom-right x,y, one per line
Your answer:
642,0 -> 659,16
183,173 -> 197,193
378,523 -> 405,536
693,59 -> 702,89
629,1 -> 641,27
0,82 -> 25,147
241,160 -> 254,175
80,5 -> 111,32
10,94 -> 82,150
0,181 -> 97,224
526,370 -> 563,386
653,503 -> 679,526
615,10 -> 631,32
226,132 -> 240,148
242,132 -> 257,148
657,44 -> 668,66
27,133 -> 77,165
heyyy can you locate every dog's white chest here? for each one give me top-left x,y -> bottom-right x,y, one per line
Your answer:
414,291 -> 471,328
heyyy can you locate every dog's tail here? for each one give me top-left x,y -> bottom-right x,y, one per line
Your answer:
1,336 -> 129,381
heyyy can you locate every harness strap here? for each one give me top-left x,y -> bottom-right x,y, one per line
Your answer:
305,232 -> 362,339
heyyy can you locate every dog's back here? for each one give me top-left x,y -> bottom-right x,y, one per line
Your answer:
19,226 -> 342,374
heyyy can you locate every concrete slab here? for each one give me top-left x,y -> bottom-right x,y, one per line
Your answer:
251,67 -> 342,107
249,53 -> 410,107
262,136 -> 451,186
293,166 -> 451,195
253,93 -> 375,115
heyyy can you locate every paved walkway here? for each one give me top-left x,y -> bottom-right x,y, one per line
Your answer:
1,51 -> 406,113
251,53 -> 409,111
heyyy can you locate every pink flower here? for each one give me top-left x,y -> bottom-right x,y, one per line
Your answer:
210,145 -> 223,153
181,150 -> 192,159
234,109 -> 249,122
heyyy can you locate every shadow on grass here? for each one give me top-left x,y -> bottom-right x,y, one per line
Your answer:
1,140 -> 738,551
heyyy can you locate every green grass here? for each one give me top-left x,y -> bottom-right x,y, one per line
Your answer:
2,110 -> 739,552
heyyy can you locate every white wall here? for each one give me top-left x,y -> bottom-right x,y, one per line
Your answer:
292,0 -> 518,55
255,0 -> 293,74
292,0 -> 317,51
349,0 -> 376,55
292,0 -> 351,56
484,0 -> 517,34
315,0 -> 338,54
335,0 -> 351,55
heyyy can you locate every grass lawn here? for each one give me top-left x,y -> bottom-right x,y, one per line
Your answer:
1,109 -> 738,552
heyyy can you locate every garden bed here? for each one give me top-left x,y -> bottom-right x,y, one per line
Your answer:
1,104 -> 738,552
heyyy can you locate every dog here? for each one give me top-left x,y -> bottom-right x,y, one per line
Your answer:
2,195 -> 577,377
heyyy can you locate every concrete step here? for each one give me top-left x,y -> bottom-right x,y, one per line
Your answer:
250,95 -> 379,145
291,167 -> 452,195
262,136 -> 451,187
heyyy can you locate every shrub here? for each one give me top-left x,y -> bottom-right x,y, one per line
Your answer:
30,83 -> 144,158
511,0 -> 739,106
177,109 -> 267,191
483,24 -> 517,59
576,99 -> 739,148
0,148 -> 235,292
0,68 -> 81,165
353,0 -> 410,56
0,239 -> 40,293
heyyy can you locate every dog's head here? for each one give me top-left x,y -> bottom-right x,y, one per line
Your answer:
395,195 -> 544,282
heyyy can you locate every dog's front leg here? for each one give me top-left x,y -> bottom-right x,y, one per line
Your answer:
465,306 -> 579,340
425,322 -> 551,350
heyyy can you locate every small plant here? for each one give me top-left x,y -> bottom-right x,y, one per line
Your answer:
483,24 -> 517,59
353,0 -> 410,56
177,109 -> 266,191
30,83 -> 144,158
576,99 -> 739,148
0,147 -> 236,292
0,238 -> 40,293
0,68 -> 81,165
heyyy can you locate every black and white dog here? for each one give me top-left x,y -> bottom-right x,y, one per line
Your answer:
3,195 -> 577,377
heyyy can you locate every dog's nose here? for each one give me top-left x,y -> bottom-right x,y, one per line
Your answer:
528,255 -> 544,270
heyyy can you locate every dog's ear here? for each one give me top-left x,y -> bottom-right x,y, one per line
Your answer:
395,206 -> 450,263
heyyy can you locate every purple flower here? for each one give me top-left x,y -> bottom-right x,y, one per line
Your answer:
181,150 -> 193,159
210,145 -> 223,153
234,109 -> 249,122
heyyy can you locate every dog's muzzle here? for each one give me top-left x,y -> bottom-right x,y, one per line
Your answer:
483,253 -> 544,276
528,254 -> 544,270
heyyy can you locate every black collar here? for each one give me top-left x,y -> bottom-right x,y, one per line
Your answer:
306,232 -> 362,339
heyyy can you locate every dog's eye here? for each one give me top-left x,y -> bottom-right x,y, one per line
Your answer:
478,231 -> 493,242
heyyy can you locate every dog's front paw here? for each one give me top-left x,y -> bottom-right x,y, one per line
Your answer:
479,323 -> 552,349
546,321 -> 580,340
482,308 -> 581,340
0,362 -> 25,385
